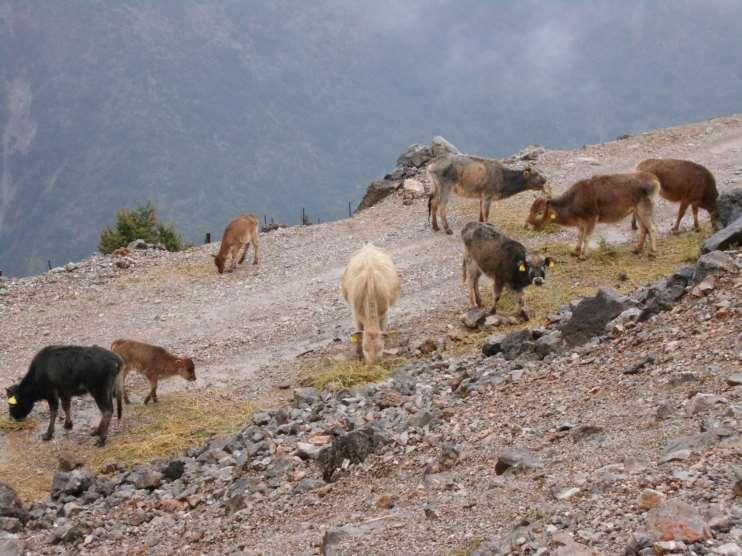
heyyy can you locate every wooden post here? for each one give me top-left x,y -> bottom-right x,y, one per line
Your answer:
204,232 -> 211,244
348,200 -> 352,217
48,260 -> 52,270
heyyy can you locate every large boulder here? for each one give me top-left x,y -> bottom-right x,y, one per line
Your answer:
694,250 -> 740,282
430,136 -> 461,158
355,179 -> 400,213
560,288 -> 635,346
716,188 -> 742,228
702,215 -> 742,253
396,144 -> 433,168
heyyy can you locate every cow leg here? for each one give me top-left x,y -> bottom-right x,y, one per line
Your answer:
122,365 -> 131,404
439,203 -> 453,235
478,196 -> 484,222
42,398 -> 59,441
466,262 -> 482,308
61,396 -> 73,430
143,376 -> 159,404
579,219 -> 597,260
251,235 -> 260,265
430,196 -> 440,232
91,395 -> 114,447
490,278 -> 503,314
438,185 -> 453,234
516,290 -> 529,321
354,322 -> 364,359
573,224 -> 585,258
691,204 -> 701,231
631,210 -> 638,231
635,199 -> 658,256
238,242 -> 249,264
483,195 -> 494,223
673,200 -> 689,234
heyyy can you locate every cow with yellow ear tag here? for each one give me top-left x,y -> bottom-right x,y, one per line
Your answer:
461,221 -> 554,321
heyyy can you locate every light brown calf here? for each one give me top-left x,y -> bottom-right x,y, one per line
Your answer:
110,340 -> 196,404
634,159 -> 718,232
526,172 -> 659,260
341,244 -> 400,366
213,214 -> 260,274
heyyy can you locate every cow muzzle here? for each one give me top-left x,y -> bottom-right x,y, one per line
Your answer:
532,277 -> 544,286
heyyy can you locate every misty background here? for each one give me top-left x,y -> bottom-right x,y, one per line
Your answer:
1,0 -> 741,277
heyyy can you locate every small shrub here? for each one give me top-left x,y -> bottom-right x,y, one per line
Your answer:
99,202 -> 184,254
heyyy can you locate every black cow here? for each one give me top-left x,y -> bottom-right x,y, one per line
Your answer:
5,345 -> 124,446
461,222 -> 553,320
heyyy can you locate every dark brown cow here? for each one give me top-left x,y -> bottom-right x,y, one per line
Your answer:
461,222 -> 553,320
526,172 -> 659,260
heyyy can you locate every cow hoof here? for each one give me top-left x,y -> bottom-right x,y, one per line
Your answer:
95,438 -> 106,448
519,311 -> 530,321
90,429 -> 100,437
445,229 -> 453,235
41,433 -> 52,442
64,421 -> 73,430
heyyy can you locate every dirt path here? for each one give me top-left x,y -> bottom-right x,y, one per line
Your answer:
1,114 -> 741,494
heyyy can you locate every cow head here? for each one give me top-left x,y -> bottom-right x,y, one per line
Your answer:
521,166 -> 548,193
6,385 -> 33,421
525,197 -> 555,230
519,254 -> 554,287
178,358 -> 197,382
362,330 -> 385,367
212,254 -> 227,274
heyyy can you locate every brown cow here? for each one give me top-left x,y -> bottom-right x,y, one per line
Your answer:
526,173 -> 659,260
110,340 -> 196,404
633,159 -> 718,232
213,214 -> 260,274
428,154 -> 548,234
341,244 -> 401,366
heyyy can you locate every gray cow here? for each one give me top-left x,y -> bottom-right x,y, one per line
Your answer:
461,222 -> 553,320
428,154 -> 548,234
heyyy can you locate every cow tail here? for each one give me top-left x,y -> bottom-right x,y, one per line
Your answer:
427,194 -> 432,223
363,276 -> 380,336
462,254 -> 467,284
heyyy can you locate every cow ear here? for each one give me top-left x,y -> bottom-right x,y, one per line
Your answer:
545,257 -> 555,268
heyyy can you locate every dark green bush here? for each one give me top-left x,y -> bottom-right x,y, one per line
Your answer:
99,202 -> 184,254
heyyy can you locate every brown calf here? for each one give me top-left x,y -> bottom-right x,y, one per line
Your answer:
110,340 -> 196,404
213,214 -> 260,274
526,172 -> 659,260
634,159 -> 718,232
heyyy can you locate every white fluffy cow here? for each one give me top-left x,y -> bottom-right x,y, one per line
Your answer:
341,244 -> 400,366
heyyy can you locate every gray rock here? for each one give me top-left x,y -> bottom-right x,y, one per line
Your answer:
128,466 -> 163,490
462,307 -> 488,329
396,143 -> 433,168
495,447 -> 542,475
560,288 -> 635,346
694,251 -> 739,282
251,412 -> 273,426
50,469 -> 94,500
534,331 -> 564,358
431,136 -> 461,157
293,387 -> 320,409
391,372 -> 416,396
482,334 -> 507,357
0,517 -> 22,532
292,477 -> 324,495
0,537 -> 23,556
703,215 -> 742,253
717,188 -> 742,228
318,427 -> 386,482
161,459 -> 186,481
0,482 -> 27,522
727,373 -> 742,386
296,442 -> 323,460
355,179 -> 400,212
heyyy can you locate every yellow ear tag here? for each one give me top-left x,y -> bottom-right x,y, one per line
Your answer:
7,396 -> 17,405
549,213 -> 556,220
350,335 -> 359,343
548,260 -> 555,267
518,264 -> 526,272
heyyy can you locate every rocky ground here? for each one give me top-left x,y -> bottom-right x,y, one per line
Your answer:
1,114 -> 742,555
